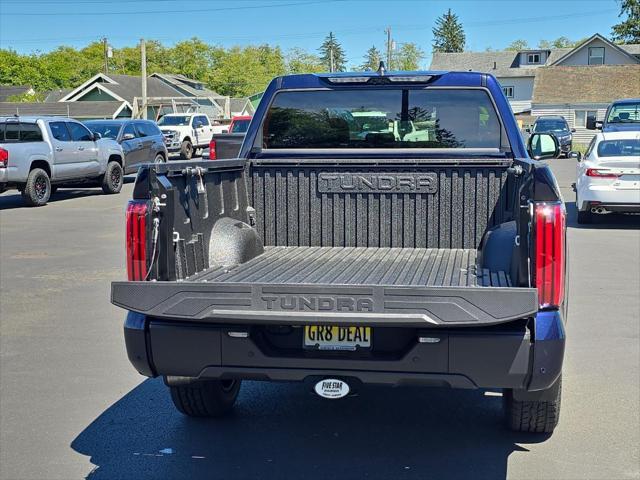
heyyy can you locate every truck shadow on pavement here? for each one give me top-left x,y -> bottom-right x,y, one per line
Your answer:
565,201 -> 640,229
72,378 -> 549,480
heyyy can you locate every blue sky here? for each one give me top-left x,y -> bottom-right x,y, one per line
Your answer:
0,0 -> 625,67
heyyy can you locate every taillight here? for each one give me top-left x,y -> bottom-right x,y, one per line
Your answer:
126,200 -> 148,281
534,202 -> 566,309
0,147 -> 8,167
208,139 -> 217,160
586,168 -> 620,178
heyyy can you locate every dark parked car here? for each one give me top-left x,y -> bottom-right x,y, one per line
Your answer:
84,119 -> 167,174
527,116 -> 574,157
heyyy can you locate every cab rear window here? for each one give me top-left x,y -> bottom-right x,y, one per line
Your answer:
0,122 -> 43,142
262,89 -> 502,149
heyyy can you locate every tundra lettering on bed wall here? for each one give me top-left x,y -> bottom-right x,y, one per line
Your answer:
318,172 -> 438,193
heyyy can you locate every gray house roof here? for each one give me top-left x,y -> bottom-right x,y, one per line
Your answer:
430,51 -> 539,77
44,88 -> 72,103
429,36 -> 640,77
59,73 -> 182,104
0,101 -> 128,118
150,73 -> 221,98
0,85 -> 33,101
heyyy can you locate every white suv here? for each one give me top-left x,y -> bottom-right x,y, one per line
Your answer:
158,113 -> 215,159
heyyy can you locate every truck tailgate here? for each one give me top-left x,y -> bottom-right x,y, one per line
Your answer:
111,246 -> 537,326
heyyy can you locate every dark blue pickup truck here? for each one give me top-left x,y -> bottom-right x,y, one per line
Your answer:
111,68 -> 568,433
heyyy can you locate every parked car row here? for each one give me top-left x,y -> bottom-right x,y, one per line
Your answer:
0,116 -> 126,206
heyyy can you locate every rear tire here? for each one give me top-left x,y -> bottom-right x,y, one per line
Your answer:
169,379 -> 241,417
22,168 -> 51,207
505,377 -> 561,433
180,140 -> 193,160
577,209 -> 592,224
101,161 -> 123,194
154,153 -> 166,164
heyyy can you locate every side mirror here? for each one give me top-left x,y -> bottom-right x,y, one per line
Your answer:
570,128 -> 576,133
586,117 -> 597,130
595,120 -> 603,130
527,132 -> 560,160
569,151 -> 582,161
92,132 -> 101,140
525,128 -> 531,133
122,133 -> 135,141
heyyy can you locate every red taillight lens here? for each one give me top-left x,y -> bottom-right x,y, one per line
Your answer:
0,147 -> 8,167
126,200 -> 148,281
586,168 -> 620,178
534,202 -> 566,308
208,139 -> 217,160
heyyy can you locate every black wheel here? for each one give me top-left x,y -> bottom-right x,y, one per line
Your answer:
180,140 -> 193,160
505,377 -> 561,433
22,168 -> 51,206
169,378 -> 241,417
577,210 -> 592,224
101,161 -> 123,194
154,153 -> 166,164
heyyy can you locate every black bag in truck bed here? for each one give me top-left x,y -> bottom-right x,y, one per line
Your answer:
111,246 -> 537,326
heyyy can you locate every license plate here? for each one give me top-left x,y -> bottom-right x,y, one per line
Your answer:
304,326 -> 371,351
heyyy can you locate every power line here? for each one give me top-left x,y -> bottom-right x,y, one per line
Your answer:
0,0 -> 340,16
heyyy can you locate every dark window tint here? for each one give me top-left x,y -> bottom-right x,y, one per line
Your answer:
50,122 -> 71,141
597,139 -> 640,157
135,121 -> 160,137
67,122 -> 93,141
263,89 -> 502,149
5,123 -> 19,141
231,119 -> 250,133
86,122 -> 121,140
20,123 -> 43,142
122,123 -> 137,138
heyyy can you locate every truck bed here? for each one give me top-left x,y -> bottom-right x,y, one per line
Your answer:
191,246 -> 511,287
112,245 -> 536,327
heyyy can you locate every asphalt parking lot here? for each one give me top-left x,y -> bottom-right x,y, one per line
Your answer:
1,159 -> 638,480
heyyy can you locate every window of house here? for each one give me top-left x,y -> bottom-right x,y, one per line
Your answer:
502,86 -> 514,98
527,53 -> 541,64
588,47 -> 605,65
575,110 -> 598,128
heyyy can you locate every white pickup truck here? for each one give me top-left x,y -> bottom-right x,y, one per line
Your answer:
0,116 -> 125,206
157,113 -> 215,159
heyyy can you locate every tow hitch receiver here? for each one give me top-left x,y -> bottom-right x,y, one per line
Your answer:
314,378 -> 350,399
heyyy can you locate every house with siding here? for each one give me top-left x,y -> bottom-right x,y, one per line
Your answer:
429,33 -> 640,140
531,65 -> 640,144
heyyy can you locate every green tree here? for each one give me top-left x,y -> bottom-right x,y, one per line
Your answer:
432,9 -> 466,53
612,0 -> 640,43
393,43 -> 425,70
286,48 -> 324,74
360,45 -> 382,71
538,37 -> 574,49
318,32 -> 346,72
505,39 -> 529,51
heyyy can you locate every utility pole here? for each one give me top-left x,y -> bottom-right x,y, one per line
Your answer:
385,27 -> 392,70
140,38 -> 147,119
102,37 -> 109,74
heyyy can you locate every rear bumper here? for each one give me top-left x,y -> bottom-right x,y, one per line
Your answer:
578,184 -> 640,211
123,310 -> 565,392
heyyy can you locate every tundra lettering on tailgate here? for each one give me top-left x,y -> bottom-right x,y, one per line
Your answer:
261,295 -> 374,312
318,172 -> 438,194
